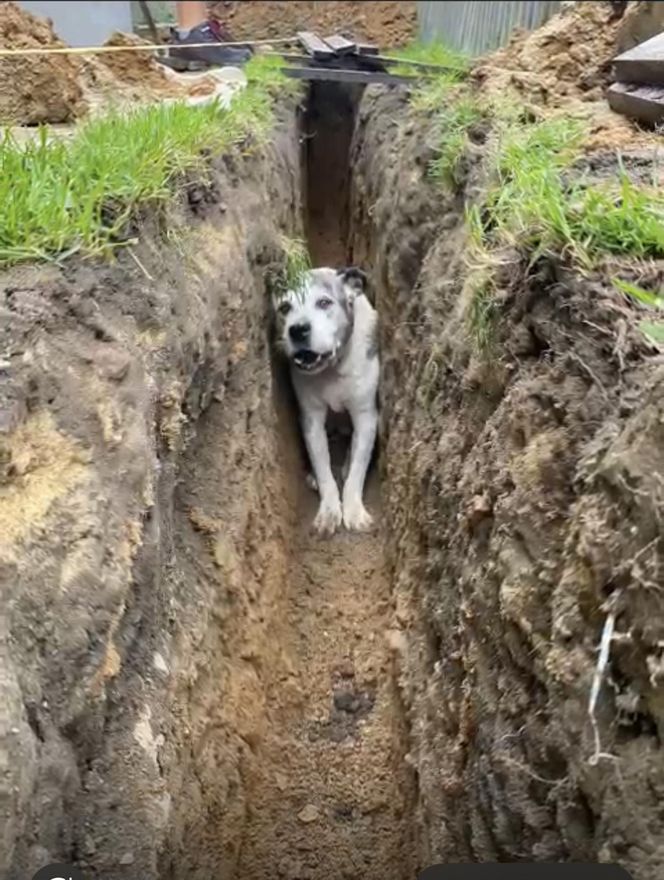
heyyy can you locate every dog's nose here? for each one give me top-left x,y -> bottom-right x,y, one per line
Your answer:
289,322 -> 311,343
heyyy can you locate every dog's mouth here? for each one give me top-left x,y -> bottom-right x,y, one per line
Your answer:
292,349 -> 332,372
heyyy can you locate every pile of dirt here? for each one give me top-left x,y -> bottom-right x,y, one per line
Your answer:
85,32 -> 219,106
93,32 -> 185,96
473,0 -> 663,151
0,4 -> 221,126
211,0 -> 417,49
0,1 -> 86,125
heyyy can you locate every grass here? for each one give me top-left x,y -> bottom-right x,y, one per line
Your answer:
429,96 -> 484,188
613,278 -> 664,347
449,106 -> 664,348
0,54 -> 293,268
391,40 -> 469,113
278,234 -> 311,299
479,115 -> 664,263
391,40 -> 469,73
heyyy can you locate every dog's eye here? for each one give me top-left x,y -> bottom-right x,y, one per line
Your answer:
317,298 -> 333,310
278,301 -> 292,316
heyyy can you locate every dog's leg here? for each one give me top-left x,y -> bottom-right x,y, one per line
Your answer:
341,445 -> 351,483
301,406 -> 342,536
305,472 -> 319,493
342,406 -> 377,532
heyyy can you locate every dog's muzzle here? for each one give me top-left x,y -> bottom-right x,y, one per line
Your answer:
292,348 -> 332,373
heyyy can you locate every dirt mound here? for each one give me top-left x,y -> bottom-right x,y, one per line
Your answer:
0,1 -> 86,125
211,1 -> 417,49
0,6 -> 219,126
475,1 -> 622,107
94,32 -> 185,95
473,1 -> 662,153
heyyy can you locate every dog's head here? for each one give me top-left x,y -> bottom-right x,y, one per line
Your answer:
273,267 -> 367,375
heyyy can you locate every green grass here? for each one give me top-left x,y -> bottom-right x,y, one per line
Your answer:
279,234 -> 311,298
613,278 -> 664,346
429,96 -> 484,188
392,40 -> 469,112
479,115 -> 664,263
392,40 -> 469,73
0,54 -> 293,268
459,110 -> 664,348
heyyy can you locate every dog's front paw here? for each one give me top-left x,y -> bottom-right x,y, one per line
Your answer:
342,497 -> 374,532
313,495 -> 342,536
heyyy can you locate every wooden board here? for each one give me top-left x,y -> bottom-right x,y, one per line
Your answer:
323,34 -> 356,55
356,43 -> 379,56
297,31 -> 335,60
607,81 -> 664,125
613,31 -> 664,85
283,66 -> 415,86
378,53 -> 462,74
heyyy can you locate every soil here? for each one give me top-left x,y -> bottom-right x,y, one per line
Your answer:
91,32 -> 187,98
350,84 -> 664,879
236,470 -> 416,880
211,1 -> 417,49
5,2 -> 664,879
0,103 -> 304,879
0,5 -> 220,126
0,1 -> 86,125
1,89 -> 417,879
472,0 -> 664,152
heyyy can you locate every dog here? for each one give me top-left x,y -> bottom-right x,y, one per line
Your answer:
273,266 -> 379,536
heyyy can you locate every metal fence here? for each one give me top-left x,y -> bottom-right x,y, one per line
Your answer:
417,0 -> 562,56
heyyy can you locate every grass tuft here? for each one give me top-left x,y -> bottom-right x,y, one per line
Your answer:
0,53 -> 293,268
613,278 -> 664,346
463,111 -> 664,348
392,40 -> 469,75
429,96 -> 484,188
281,235 -> 311,296
393,40 -> 469,112
480,115 -> 664,263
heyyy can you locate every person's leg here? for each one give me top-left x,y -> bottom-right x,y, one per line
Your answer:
175,2 -> 207,35
166,1 -> 253,68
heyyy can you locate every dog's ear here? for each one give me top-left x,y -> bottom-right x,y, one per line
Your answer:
337,267 -> 368,298
337,267 -> 371,313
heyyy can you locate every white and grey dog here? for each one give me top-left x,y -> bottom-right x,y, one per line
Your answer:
274,266 -> 379,536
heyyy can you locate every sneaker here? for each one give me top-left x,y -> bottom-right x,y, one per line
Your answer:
167,20 -> 253,69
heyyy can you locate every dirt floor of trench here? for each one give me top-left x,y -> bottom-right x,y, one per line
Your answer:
235,83 -> 416,880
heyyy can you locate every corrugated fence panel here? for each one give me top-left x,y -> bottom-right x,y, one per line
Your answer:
417,0 -> 562,56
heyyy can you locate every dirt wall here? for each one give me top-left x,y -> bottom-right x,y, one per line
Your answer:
350,87 -> 664,879
0,102 -> 301,880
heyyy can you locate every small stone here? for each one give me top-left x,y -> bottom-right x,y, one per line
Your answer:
385,629 -> 407,656
84,834 -> 96,856
297,804 -> 320,824
152,651 -> 169,675
120,852 -> 135,866
95,348 -> 130,382
275,772 -> 288,792
334,691 -> 358,713
337,659 -> 355,678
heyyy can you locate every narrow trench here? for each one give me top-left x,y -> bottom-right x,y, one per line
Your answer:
234,83 -> 417,880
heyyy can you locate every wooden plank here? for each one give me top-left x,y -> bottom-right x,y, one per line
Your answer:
323,34 -> 356,55
377,53 -> 463,74
613,31 -> 664,85
283,66 -> 416,86
356,43 -> 379,56
296,31 -> 335,60
607,81 -> 664,125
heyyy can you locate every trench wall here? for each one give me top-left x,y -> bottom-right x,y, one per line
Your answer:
0,102 -> 301,880
350,87 -> 664,880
